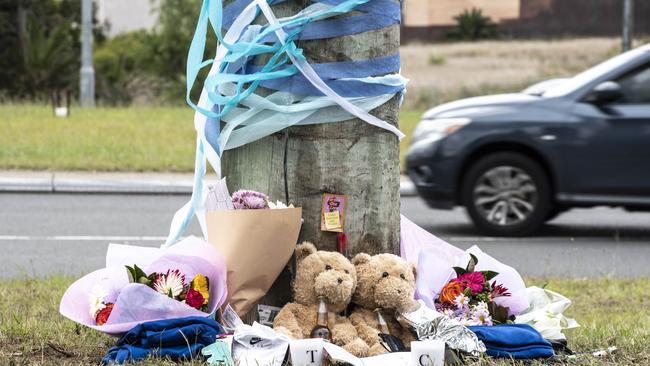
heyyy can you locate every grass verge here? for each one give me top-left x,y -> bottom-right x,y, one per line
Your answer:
0,104 -> 423,173
1,277 -> 648,365
0,104 -> 196,172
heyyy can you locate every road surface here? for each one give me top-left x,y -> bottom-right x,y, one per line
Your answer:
1,193 -> 649,278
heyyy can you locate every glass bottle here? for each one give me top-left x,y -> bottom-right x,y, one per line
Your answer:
310,297 -> 332,341
376,309 -> 391,335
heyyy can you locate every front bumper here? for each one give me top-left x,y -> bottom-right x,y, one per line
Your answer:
406,137 -> 457,210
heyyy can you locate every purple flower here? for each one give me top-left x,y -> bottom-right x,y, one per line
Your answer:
231,190 -> 269,209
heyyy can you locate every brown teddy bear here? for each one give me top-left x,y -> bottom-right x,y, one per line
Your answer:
349,253 -> 420,356
273,242 -> 370,357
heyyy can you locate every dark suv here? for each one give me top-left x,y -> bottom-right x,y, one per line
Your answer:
406,44 -> 650,236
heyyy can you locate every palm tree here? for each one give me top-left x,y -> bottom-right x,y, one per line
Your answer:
447,8 -> 498,41
20,15 -> 76,102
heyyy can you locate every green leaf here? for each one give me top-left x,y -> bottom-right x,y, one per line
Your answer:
466,253 -> 478,272
483,270 -> 499,282
125,265 -> 136,283
133,265 -> 148,281
464,287 -> 472,297
453,266 -> 467,277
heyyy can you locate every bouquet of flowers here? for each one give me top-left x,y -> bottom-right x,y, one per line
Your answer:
60,236 -> 227,335
435,254 -> 512,326
204,186 -> 303,317
127,265 -> 210,309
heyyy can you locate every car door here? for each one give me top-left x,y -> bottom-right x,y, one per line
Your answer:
563,61 -> 650,200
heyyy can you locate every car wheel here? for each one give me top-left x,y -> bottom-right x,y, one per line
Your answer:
461,152 -> 551,236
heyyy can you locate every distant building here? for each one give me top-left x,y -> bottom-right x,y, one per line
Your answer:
95,0 -> 649,43
402,0 -> 650,43
403,0 -> 520,27
96,0 -> 158,37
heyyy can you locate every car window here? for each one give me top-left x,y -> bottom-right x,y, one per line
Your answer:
543,48 -> 648,97
615,62 -> 650,104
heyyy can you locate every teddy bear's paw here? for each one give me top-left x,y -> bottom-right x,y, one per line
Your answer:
331,323 -> 358,345
342,338 -> 370,358
368,343 -> 389,356
272,326 -> 297,339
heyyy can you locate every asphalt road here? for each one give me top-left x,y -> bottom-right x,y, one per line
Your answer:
1,193 -> 649,278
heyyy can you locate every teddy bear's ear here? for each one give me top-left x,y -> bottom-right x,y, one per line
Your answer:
351,253 -> 371,266
411,262 -> 417,279
295,241 -> 317,263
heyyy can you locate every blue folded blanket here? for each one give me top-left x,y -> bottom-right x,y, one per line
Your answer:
102,316 -> 224,364
468,324 -> 554,359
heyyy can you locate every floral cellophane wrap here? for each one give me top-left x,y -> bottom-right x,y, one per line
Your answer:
400,215 -> 528,317
59,236 -> 228,335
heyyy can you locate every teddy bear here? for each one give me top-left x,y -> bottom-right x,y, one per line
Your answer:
349,253 -> 420,356
273,242 -> 370,357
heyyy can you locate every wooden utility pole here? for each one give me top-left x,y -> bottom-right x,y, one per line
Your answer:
222,0 -> 401,309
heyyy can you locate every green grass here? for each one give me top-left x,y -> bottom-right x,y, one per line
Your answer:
0,104 -> 423,173
1,277 -> 648,365
0,104 -> 196,172
399,109 -> 423,171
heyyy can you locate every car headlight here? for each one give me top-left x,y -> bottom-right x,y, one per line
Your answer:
412,117 -> 471,142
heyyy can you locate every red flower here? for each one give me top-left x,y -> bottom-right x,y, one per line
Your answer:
95,303 -> 114,325
491,281 -> 511,298
185,289 -> 205,310
454,272 -> 485,295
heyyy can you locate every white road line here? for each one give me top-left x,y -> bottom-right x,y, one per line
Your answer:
0,235 -> 168,241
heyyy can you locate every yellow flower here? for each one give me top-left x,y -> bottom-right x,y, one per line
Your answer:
190,274 -> 210,305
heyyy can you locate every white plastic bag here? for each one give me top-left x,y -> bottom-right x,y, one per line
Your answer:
515,286 -> 580,340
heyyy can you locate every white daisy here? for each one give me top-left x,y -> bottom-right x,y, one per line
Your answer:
453,293 -> 470,309
472,308 -> 493,326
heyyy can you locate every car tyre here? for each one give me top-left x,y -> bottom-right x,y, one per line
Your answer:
461,152 -> 552,236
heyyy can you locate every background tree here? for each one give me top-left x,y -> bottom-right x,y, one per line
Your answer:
0,0 -> 106,100
19,16 -> 76,99
446,8 -> 498,41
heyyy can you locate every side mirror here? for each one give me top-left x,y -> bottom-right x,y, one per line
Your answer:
585,81 -> 623,105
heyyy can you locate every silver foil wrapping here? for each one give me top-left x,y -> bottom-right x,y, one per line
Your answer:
398,300 -> 486,357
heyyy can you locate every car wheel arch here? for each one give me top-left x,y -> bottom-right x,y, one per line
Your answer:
456,141 -> 557,204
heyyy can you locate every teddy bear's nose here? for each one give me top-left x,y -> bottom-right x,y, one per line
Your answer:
337,278 -> 343,284
397,289 -> 402,294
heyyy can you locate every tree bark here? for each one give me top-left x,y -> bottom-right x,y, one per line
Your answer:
222,0 -> 401,311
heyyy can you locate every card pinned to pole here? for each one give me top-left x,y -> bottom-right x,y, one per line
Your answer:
320,193 -> 346,233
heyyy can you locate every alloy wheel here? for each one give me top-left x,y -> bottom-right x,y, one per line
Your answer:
473,166 -> 538,226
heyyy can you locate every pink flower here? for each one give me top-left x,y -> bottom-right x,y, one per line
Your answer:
231,190 -> 269,209
185,289 -> 205,310
454,272 -> 485,295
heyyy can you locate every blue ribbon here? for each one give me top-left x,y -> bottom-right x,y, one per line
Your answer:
241,53 -> 401,97
223,0 -> 401,40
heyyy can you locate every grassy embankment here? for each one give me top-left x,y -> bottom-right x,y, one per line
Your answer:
0,277 -> 648,365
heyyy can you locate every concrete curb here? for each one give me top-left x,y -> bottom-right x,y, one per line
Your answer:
0,171 -> 419,196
